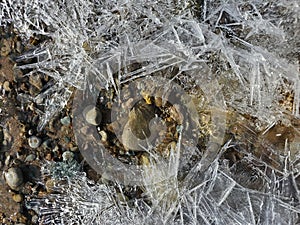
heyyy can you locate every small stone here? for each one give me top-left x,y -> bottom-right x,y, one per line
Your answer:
122,121 -> 142,150
62,151 -> 74,162
154,96 -> 162,107
140,154 -> 150,166
60,116 -> 71,126
25,154 -> 36,162
70,146 -> 79,152
3,81 -> 11,92
28,129 -> 33,135
12,193 -> 23,203
28,136 -> 41,148
4,155 -> 10,166
45,153 -> 52,161
121,106 -> 166,151
84,106 -> 102,125
4,167 -> 24,190
99,130 -> 107,142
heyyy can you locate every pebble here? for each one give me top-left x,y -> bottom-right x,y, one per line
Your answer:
122,121 -> 141,150
4,155 -> 11,166
12,193 -> 23,203
60,116 -> 71,126
122,114 -> 166,151
140,154 -> 150,166
3,81 -> 11,92
70,146 -> 79,152
28,136 -> 41,148
25,154 -> 36,162
62,151 -> 74,162
45,179 -> 55,193
99,130 -> 107,142
28,129 -> 33,135
4,167 -> 24,190
84,106 -> 102,125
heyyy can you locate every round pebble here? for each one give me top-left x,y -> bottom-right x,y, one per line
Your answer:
4,167 -> 24,190
84,106 -> 102,125
28,136 -> 41,148
12,193 -> 23,203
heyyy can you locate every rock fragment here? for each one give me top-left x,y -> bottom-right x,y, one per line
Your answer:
28,136 -> 41,148
4,167 -> 24,191
84,106 -> 102,125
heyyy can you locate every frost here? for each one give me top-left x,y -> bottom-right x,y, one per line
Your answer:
27,152 -> 300,224
1,0 -> 299,125
2,0 -> 300,224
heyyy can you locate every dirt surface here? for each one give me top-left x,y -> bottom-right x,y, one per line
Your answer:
0,28 -> 80,224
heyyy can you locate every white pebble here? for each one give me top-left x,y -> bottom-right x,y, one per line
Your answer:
4,167 -> 24,190
28,136 -> 42,148
62,151 -> 74,162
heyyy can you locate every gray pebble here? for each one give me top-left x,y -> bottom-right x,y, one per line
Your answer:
25,154 -> 36,162
60,116 -> 71,125
84,106 -> 102,126
4,167 -> 24,190
28,136 -> 42,148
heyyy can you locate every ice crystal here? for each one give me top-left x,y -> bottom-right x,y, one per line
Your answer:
2,0 -> 300,224
27,149 -> 300,224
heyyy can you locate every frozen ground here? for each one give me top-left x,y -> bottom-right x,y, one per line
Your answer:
1,0 -> 300,224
